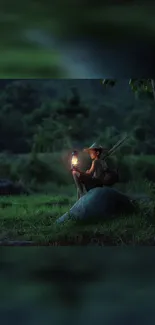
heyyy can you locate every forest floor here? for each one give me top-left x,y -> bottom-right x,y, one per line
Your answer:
0,181 -> 155,245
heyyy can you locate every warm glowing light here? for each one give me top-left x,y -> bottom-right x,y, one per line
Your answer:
72,156 -> 78,166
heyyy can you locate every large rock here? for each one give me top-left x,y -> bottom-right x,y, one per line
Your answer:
56,187 -> 134,223
0,179 -> 29,196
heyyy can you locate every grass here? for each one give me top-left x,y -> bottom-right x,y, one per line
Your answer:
0,180 -> 155,245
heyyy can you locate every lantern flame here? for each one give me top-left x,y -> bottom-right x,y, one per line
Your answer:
72,156 -> 78,166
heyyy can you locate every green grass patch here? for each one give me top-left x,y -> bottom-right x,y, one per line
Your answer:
0,181 -> 155,245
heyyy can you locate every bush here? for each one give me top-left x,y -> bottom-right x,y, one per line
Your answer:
0,154 -> 12,178
21,155 -> 53,183
113,156 -> 132,183
14,152 -> 72,186
133,159 -> 155,182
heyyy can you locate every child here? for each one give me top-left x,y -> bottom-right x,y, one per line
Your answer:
72,143 -> 108,199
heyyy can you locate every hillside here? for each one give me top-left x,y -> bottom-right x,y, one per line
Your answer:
0,79 -> 135,101
0,79 -> 154,155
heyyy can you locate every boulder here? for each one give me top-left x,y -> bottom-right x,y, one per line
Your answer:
56,187 -> 134,223
0,240 -> 34,246
0,179 -> 29,196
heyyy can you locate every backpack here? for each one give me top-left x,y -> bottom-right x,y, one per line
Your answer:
103,168 -> 119,186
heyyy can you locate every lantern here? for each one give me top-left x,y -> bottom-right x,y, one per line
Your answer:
71,150 -> 79,169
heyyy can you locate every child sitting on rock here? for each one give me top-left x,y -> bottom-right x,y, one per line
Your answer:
72,143 -> 116,199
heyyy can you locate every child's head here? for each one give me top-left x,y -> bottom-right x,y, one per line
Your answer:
89,148 -> 102,160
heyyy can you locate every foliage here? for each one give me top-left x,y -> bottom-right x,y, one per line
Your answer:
0,79 -> 155,158
102,79 -> 155,100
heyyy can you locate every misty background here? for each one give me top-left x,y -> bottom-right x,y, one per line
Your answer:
1,248 -> 155,325
0,1 -> 155,77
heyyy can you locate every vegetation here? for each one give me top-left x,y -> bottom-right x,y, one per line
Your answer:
102,79 -> 155,100
0,79 -> 155,157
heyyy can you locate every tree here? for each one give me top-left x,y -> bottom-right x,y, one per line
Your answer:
134,126 -> 147,142
58,87 -> 89,118
0,109 -> 29,153
102,79 -> 155,101
1,80 -> 42,113
32,118 -> 73,153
